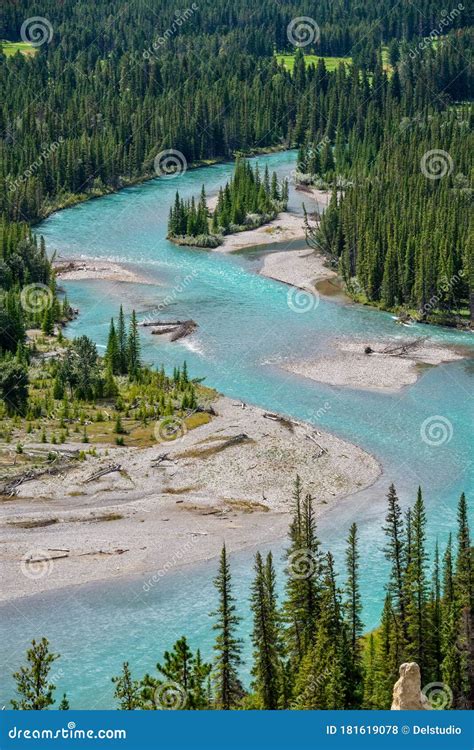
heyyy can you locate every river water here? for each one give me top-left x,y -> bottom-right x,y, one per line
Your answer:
1,151 -> 472,708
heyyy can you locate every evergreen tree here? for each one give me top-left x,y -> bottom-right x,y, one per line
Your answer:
250,552 -> 281,709
211,545 -> 244,709
127,310 -> 141,380
58,694 -> 70,710
344,522 -> 363,706
11,638 -> 59,710
112,662 -> 142,710
105,318 -> 120,374
383,484 -> 407,636
405,488 -> 429,676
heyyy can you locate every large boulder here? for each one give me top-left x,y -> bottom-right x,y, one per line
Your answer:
391,663 -> 431,710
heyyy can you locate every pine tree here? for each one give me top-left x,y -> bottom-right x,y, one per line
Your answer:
211,545 -> 244,709
58,694 -> 70,710
11,638 -> 59,710
117,305 -> 128,375
112,662 -> 142,710
383,483 -> 407,635
344,522 -> 363,706
405,488 -> 429,676
293,553 -> 345,709
250,552 -> 281,709
127,310 -> 141,380
105,318 -> 120,374
283,479 -> 320,665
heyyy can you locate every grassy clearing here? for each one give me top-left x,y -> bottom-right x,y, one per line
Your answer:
1,41 -> 37,57
276,49 -> 393,75
276,53 -> 351,72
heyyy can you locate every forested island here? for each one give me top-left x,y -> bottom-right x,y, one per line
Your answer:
167,160 -> 289,247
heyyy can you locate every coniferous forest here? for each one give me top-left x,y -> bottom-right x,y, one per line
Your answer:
1,0 -> 473,336
0,0 -> 473,722
9,482 -> 473,710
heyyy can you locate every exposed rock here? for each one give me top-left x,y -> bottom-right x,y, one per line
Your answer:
391,663 -> 430,710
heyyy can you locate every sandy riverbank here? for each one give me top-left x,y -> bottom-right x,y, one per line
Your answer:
207,186 -> 329,253
54,258 -> 155,284
282,337 -> 466,392
0,396 -> 380,603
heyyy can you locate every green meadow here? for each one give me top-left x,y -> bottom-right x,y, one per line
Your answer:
1,41 -> 37,57
276,48 -> 393,74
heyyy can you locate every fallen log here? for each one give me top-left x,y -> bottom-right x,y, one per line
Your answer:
149,319 -> 197,341
84,464 -> 122,484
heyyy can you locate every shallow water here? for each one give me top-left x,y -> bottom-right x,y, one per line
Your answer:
1,151 -> 472,708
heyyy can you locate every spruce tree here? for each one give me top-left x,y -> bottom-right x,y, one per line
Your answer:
383,483 -> 407,635
211,545 -> 244,709
405,488 -> 429,676
117,305 -> 128,375
127,310 -> 141,380
344,522 -> 363,706
250,552 -> 281,709
105,318 -> 120,374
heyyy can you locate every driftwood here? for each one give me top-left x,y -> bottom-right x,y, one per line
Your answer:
1,454 -> 79,497
149,319 -> 197,341
381,337 -> 428,357
151,453 -> 172,467
84,464 -> 122,484
305,432 -> 328,457
263,413 -> 295,432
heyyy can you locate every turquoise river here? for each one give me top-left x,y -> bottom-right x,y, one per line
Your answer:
1,151 -> 473,708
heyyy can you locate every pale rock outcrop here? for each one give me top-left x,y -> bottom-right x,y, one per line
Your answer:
391,663 -> 431,710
